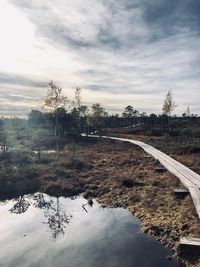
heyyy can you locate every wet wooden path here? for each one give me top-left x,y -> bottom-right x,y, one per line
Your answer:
85,134 -> 200,219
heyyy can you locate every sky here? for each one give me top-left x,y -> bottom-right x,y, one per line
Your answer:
0,0 -> 200,117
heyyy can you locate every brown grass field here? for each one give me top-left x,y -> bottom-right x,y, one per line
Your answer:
0,137 -> 200,266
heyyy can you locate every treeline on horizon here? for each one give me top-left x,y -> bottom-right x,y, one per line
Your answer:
0,81 -> 199,156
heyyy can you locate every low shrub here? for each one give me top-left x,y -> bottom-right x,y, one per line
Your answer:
0,150 -> 35,165
66,159 -> 88,170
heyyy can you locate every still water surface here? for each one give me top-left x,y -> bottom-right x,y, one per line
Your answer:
0,193 -> 181,267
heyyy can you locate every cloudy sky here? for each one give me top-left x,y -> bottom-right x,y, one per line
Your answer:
0,0 -> 200,116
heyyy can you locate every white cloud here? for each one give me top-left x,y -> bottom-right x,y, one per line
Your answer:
0,0 -> 199,116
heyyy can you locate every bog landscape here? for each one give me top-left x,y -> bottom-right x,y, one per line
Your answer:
0,84 -> 200,267
0,1 -> 200,267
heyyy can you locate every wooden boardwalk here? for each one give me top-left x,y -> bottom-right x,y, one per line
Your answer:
85,134 -> 200,219
180,237 -> 200,246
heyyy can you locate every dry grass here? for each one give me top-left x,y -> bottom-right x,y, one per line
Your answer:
0,138 -> 199,265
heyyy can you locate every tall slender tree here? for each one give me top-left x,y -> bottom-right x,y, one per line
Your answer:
86,103 -> 105,135
162,89 -> 177,133
186,106 -> 191,117
122,105 -> 138,128
44,81 -> 67,153
162,90 -> 176,116
75,87 -> 81,109
0,119 -> 7,152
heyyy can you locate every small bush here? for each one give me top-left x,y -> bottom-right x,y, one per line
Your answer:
54,167 -> 68,177
36,156 -> 52,164
0,150 -> 34,165
66,159 -> 88,170
122,179 -> 144,188
186,146 -> 200,153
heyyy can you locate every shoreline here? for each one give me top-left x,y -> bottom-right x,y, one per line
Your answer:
0,139 -> 199,266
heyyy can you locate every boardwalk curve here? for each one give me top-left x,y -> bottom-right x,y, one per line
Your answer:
84,134 -> 200,219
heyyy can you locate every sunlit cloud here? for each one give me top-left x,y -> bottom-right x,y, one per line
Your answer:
0,0 -> 199,116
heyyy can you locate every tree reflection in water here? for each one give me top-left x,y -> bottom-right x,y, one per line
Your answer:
9,193 -> 72,240
9,196 -> 30,214
43,197 -> 73,241
33,193 -> 52,210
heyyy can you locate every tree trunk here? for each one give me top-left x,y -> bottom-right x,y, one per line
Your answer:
55,114 -> 59,154
3,137 -> 6,152
38,147 -> 41,160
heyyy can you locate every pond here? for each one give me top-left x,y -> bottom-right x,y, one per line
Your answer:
0,194 -> 182,267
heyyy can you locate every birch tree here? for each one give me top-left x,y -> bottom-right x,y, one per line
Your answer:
162,90 -> 176,116
162,89 -> 177,133
44,81 -> 67,153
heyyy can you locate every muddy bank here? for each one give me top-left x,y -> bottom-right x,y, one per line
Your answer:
0,138 -> 199,266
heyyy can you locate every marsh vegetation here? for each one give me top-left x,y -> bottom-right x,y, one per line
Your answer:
0,84 -> 199,266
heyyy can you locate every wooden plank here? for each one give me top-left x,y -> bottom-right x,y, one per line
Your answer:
155,166 -> 166,173
174,189 -> 189,193
189,186 -> 200,219
174,189 -> 189,198
180,237 -> 200,246
84,134 -> 200,219
179,237 -> 200,256
144,155 -> 151,158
